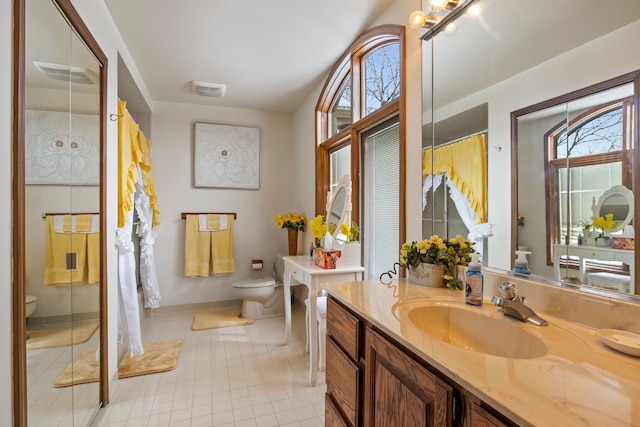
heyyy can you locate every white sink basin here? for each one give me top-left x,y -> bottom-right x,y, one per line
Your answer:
393,298 -> 592,361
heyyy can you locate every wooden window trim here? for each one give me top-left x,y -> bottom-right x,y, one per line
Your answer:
315,25 -> 405,226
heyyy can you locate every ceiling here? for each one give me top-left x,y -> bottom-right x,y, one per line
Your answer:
103,0 -> 640,115
104,0 -> 394,113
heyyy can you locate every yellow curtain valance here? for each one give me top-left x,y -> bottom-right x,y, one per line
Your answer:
422,134 -> 487,223
118,99 -> 160,228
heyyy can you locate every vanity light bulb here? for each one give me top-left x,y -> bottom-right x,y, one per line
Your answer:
429,0 -> 447,12
443,20 -> 458,35
467,3 -> 481,17
409,10 -> 427,29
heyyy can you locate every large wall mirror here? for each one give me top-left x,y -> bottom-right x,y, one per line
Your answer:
513,73 -> 638,296
13,0 -> 108,424
420,0 -> 640,300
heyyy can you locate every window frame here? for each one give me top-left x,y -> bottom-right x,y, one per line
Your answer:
545,98 -> 634,273
315,25 -> 405,240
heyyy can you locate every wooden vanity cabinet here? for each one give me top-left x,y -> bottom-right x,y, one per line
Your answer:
326,296 -> 364,426
325,295 -> 518,427
364,326 -> 453,426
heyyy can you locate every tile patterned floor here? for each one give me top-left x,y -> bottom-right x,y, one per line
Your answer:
94,303 -> 326,426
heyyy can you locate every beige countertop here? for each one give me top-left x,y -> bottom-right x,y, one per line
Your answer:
322,278 -> 640,427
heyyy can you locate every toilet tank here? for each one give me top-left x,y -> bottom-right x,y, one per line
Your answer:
273,253 -> 285,283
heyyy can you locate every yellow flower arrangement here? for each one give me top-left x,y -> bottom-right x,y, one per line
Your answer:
339,221 -> 360,242
309,215 -> 358,247
592,213 -> 615,237
400,235 -> 475,290
309,215 -> 325,240
275,212 -> 306,231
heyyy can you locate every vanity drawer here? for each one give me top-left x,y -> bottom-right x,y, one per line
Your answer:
327,296 -> 361,361
288,267 -> 304,284
326,337 -> 360,426
569,247 -> 615,261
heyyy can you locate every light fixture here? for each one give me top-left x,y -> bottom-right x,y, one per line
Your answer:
409,0 -> 479,41
191,80 -> 226,97
33,61 -> 95,84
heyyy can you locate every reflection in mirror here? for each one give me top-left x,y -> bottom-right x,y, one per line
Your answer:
592,185 -> 634,233
515,74 -> 638,295
19,0 -> 105,424
326,175 -> 351,242
420,0 -> 640,302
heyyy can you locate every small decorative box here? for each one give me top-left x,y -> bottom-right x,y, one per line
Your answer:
611,237 -> 634,250
313,248 -> 342,269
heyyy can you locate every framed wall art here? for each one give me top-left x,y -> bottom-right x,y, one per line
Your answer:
25,109 -> 100,185
194,122 -> 260,189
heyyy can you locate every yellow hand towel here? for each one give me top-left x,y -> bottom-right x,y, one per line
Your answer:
87,232 -> 101,284
207,214 -> 221,230
61,215 -> 71,232
75,214 -> 93,232
44,216 -> 88,285
184,215 -> 211,277
211,216 -> 235,276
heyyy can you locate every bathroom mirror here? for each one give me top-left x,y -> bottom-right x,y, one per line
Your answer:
420,0 -> 640,299
13,0 -> 108,424
592,185 -> 634,233
513,74 -> 638,292
326,175 -> 352,240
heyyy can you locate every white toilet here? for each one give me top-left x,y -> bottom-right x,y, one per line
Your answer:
26,294 -> 37,318
232,254 -> 285,319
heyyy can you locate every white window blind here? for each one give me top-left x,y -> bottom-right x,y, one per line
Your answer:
363,122 -> 399,279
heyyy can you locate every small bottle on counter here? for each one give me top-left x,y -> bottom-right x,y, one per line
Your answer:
465,253 -> 483,306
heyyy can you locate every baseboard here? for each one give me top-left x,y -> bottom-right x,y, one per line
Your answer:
144,299 -> 242,317
27,311 -> 100,327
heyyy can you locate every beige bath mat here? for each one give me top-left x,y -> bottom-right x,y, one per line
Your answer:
118,339 -> 183,379
191,310 -> 253,331
53,339 -> 183,387
53,348 -> 100,387
27,323 -> 99,350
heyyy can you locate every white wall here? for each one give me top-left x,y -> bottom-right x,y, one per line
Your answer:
150,101 -> 295,305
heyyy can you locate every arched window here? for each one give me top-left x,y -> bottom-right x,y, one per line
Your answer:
315,25 -> 405,278
547,98 -> 633,274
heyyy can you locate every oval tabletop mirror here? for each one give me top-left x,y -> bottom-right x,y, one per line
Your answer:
591,185 -> 634,234
326,175 -> 352,242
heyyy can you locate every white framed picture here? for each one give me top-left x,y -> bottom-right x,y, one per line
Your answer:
25,109 -> 100,185
194,122 -> 260,189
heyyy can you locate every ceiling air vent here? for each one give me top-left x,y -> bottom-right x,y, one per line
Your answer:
33,61 -> 95,84
191,81 -> 226,97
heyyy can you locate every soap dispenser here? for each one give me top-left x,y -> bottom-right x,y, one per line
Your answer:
465,253 -> 483,306
514,250 -> 532,275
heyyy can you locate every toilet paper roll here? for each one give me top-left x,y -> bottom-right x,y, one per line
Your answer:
252,262 -> 263,270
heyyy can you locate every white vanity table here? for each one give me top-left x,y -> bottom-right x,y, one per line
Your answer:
553,243 -> 634,293
282,255 -> 364,386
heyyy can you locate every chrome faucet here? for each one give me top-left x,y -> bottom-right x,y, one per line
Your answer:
492,281 -> 548,326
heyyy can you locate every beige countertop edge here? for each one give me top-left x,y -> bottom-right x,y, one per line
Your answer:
322,279 -> 640,427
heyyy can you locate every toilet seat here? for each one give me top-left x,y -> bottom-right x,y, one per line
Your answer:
232,277 -> 276,289
26,294 -> 37,304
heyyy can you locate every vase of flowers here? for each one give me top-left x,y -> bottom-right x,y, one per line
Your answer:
579,219 -> 593,237
275,212 -> 306,255
592,213 -> 614,247
400,235 -> 475,289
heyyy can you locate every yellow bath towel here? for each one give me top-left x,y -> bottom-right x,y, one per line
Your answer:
44,216 -> 87,285
184,215 -> 211,277
211,216 -> 235,276
87,232 -> 101,284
